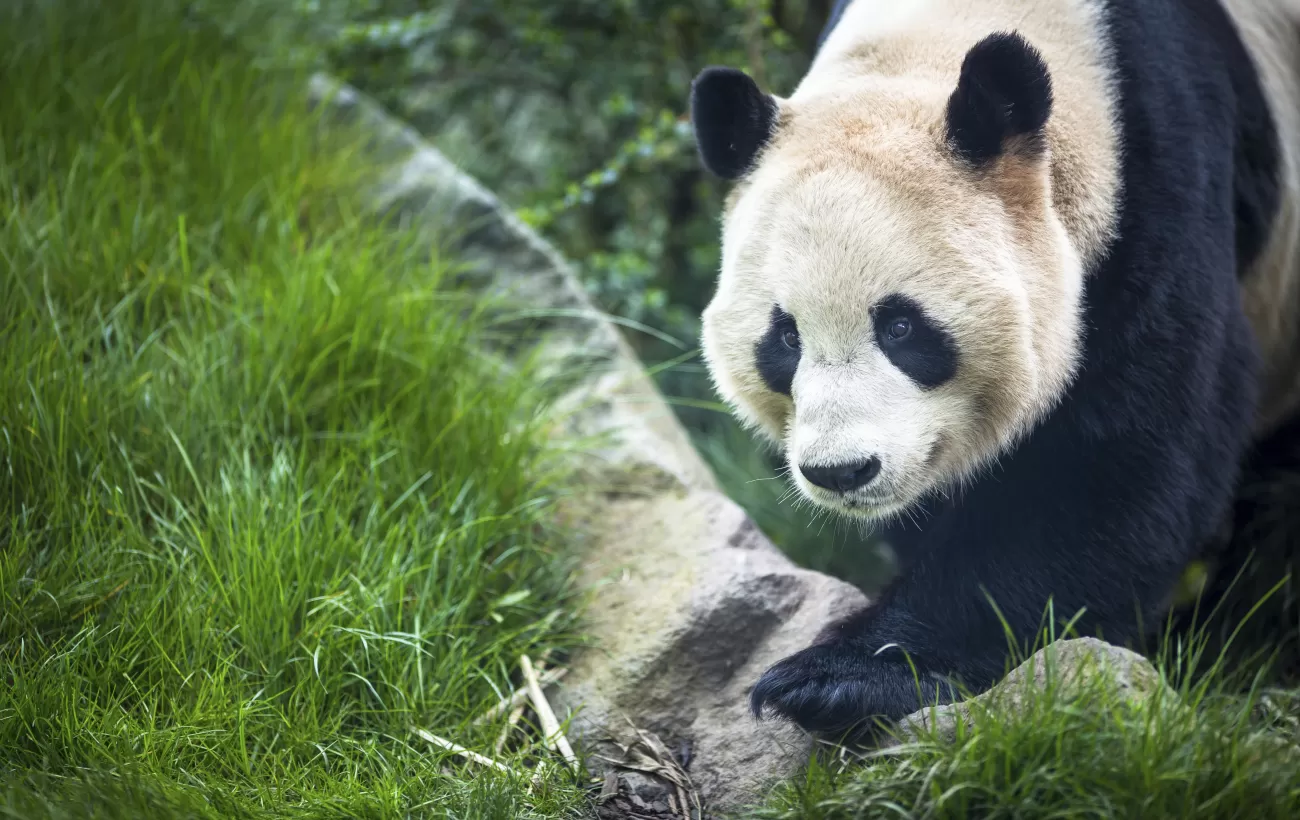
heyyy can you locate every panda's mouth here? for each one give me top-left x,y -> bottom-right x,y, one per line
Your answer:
803,485 -> 908,519
844,494 -> 891,507
839,495 -> 910,520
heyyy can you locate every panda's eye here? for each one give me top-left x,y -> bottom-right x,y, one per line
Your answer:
885,317 -> 912,341
781,327 -> 800,350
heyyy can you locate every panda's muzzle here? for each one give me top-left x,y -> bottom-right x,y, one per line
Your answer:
798,457 -> 882,494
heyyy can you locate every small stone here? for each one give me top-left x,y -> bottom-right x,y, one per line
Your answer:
891,637 -> 1177,746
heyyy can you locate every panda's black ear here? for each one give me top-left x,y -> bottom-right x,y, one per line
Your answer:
690,66 -> 780,179
945,32 -> 1053,165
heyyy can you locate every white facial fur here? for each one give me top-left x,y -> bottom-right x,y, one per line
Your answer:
701,0 -> 1121,520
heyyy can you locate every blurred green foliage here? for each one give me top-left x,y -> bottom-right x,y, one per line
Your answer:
314,0 -> 824,337
210,0 -> 894,590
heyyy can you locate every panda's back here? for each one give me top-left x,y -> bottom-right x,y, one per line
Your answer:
1082,0 -> 1300,437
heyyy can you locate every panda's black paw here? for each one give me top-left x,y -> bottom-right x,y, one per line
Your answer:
750,642 -> 957,735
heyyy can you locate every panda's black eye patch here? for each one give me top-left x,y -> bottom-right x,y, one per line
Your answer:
756,305 -> 800,396
873,294 -> 957,388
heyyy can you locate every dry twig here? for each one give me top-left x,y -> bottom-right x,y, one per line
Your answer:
520,653 -> 580,771
493,702 -> 528,755
413,728 -> 520,775
474,666 -> 568,727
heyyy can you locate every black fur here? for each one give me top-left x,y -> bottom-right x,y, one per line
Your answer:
873,294 -> 959,389
750,0 -> 1284,734
1171,411 -> 1300,680
755,305 -> 800,396
946,31 -> 1054,164
690,66 -> 780,180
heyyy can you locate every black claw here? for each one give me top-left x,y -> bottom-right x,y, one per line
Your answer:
748,660 -> 793,720
751,658 -> 801,707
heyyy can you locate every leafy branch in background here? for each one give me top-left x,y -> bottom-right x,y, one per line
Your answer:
308,0 -> 823,338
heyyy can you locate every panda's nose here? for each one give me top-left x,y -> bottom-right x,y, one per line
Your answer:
799,458 -> 882,493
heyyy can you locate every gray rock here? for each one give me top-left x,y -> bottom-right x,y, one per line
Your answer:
304,74 -> 870,816
891,637 -> 1176,747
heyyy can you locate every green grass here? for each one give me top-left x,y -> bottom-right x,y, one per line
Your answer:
0,2 -> 590,816
748,620 -> 1300,820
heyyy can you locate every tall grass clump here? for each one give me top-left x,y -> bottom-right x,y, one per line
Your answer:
750,620 -> 1300,820
0,1 -> 587,816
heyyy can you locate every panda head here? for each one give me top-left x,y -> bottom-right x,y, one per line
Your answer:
692,32 -> 1088,520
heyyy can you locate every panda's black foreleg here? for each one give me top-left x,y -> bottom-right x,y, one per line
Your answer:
747,608 -> 963,736
747,580 -> 977,736
749,432 -> 1220,737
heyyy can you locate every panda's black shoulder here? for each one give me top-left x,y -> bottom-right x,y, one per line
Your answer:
1022,0 -> 1275,558
1100,0 -> 1281,280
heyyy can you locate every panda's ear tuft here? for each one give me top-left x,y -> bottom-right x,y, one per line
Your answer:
690,66 -> 780,179
945,31 -> 1053,165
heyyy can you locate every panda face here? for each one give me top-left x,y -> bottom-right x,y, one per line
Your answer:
694,33 -> 1094,521
702,163 -> 1081,519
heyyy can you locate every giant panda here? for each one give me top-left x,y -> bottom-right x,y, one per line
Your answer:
687,0 -> 1300,735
